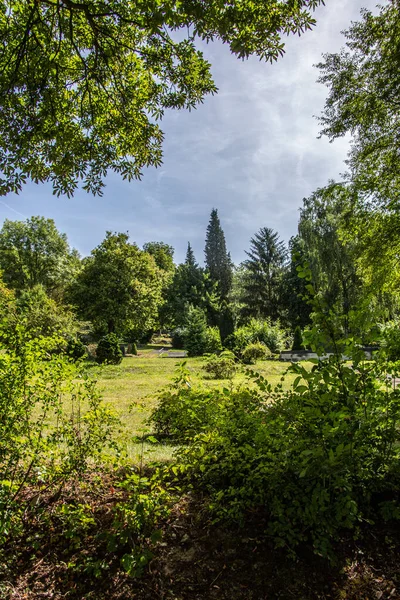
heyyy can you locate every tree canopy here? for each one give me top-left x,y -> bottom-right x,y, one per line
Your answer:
317,1 -> 400,206
0,216 -> 80,297
70,231 -> 163,336
0,0 -> 324,197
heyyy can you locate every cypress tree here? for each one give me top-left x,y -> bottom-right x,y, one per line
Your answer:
204,209 -> 232,299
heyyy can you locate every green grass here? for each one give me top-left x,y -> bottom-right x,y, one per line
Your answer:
85,348 -> 302,464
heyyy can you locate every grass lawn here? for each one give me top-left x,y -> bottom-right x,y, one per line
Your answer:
86,346 -> 303,464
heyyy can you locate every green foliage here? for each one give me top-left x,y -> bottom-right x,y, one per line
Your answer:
175,349 -> 400,558
317,3 -> 400,205
0,216 -> 80,298
280,236 -> 312,329
183,308 -> 222,357
240,227 -> 287,321
171,328 -> 186,350
226,318 -> 285,354
204,326 -> 223,355
379,320 -> 400,361
70,232 -> 163,337
241,342 -> 269,364
164,244 -> 218,328
297,189 -> 366,336
203,351 -> 236,379
218,300 -> 235,342
204,209 -> 233,300
66,338 -> 87,361
183,308 -> 208,357
292,326 -> 304,351
0,327 -> 119,546
96,334 -> 123,365
109,472 -> 173,578
16,285 -> 79,341
0,1 -> 323,196
149,364 -> 222,441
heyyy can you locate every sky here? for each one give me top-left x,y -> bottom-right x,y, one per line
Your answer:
0,0 -> 380,266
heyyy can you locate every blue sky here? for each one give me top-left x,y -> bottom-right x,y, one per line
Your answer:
0,0 -> 379,265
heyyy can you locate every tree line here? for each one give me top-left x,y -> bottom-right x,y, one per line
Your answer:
0,191 -> 397,354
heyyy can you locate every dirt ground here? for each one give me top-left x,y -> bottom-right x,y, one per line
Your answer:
1,475 -> 399,600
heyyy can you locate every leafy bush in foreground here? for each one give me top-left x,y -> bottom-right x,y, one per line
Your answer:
0,327 -> 119,547
174,347 -> 400,558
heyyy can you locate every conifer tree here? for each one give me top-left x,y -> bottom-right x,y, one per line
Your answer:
204,209 -> 232,300
241,227 -> 287,321
164,243 -> 218,327
185,242 -> 197,268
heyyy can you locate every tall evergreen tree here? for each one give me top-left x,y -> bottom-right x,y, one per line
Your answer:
185,242 -> 197,268
163,243 -> 218,328
241,227 -> 287,321
204,209 -> 232,299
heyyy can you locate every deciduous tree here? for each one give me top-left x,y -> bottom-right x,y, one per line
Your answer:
0,216 -> 80,298
70,232 -> 163,337
0,0 -> 324,196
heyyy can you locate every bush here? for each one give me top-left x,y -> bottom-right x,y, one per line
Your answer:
204,326 -> 223,354
241,342 -> 269,364
227,319 -> 286,355
175,346 -> 400,559
183,309 -> 222,356
96,333 -> 123,365
149,365 -> 222,441
66,338 -> 87,360
0,329 -> 119,547
203,351 -> 236,379
171,328 -> 186,349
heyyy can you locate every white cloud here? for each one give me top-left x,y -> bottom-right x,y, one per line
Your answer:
0,0 -> 380,264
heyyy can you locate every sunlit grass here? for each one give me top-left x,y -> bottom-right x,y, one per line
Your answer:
83,349 -> 306,464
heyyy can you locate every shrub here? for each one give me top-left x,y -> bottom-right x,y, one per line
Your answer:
227,319 -> 286,355
130,342 -> 138,355
66,338 -> 87,360
183,309 -> 222,356
203,351 -> 236,379
175,346 -> 400,559
204,326 -> 223,354
96,333 -> 123,365
0,329 -> 119,547
241,342 -> 269,364
171,328 -> 186,349
149,364 -> 222,441
292,326 -> 303,351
